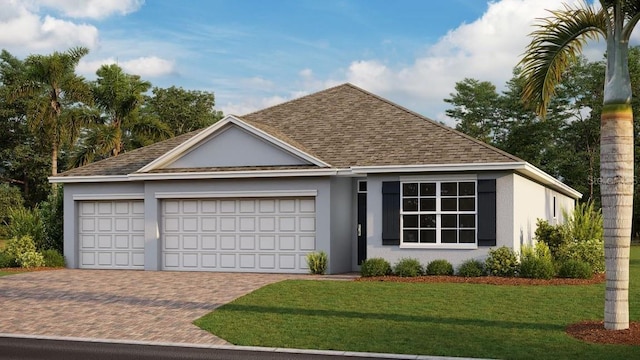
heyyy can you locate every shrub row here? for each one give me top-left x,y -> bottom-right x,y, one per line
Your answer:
359,244 -> 593,279
0,235 -> 65,268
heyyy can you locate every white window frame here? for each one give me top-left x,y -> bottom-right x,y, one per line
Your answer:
399,175 -> 478,249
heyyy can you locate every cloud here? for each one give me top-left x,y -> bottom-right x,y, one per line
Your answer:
36,0 -> 144,19
78,56 -> 175,78
0,2 -> 99,53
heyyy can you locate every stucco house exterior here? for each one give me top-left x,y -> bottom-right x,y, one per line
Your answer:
50,83 -> 581,274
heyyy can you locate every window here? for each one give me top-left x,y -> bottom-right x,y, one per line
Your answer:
401,180 -> 476,246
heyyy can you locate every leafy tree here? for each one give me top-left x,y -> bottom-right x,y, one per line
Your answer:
444,78 -> 500,143
9,47 -> 92,177
519,0 -> 638,330
141,86 -> 223,136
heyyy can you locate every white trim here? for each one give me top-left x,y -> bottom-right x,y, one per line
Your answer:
154,190 -> 318,199
400,244 -> 478,250
129,168 -> 338,180
138,115 -> 330,172
50,175 -> 129,184
73,193 -> 144,201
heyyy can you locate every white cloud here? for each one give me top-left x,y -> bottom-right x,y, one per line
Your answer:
37,0 -> 144,19
0,2 -> 98,53
78,56 -> 175,78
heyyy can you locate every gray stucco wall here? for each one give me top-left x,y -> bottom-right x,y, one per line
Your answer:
328,176 -> 354,273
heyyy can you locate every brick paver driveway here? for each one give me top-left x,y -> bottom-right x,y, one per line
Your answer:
0,269 -> 301,344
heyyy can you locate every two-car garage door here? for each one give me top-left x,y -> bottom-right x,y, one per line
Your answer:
77,197 -> 316,273
161,197 -> 316,273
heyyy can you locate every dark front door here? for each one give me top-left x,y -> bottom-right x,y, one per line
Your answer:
357,192 -> 367,264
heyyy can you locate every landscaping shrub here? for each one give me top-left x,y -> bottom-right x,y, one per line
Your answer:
306,251 -> 328,275
519,257 -> 555,279
5,207 -> 45,250
393,258 -> 423,277
534,219 -> 566,259
0,250 -> 18,268
561,200 -> 603,243
41,249 -> 66,267
0,183 -> 24,238
557,239 -> 605,274
485,246 -> 519,277
456,259 -> 486,277
558,259 -> 593,279
425,259 -> 454,276
17,251 -> 45,268
360,257 -> 391,277
39,186 -> 64,252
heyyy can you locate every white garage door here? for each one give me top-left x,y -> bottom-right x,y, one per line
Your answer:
78,200 -> 145,269
161,197 -> 316,273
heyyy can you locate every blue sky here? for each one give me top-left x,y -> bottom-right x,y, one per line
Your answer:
0,0 -> 607,124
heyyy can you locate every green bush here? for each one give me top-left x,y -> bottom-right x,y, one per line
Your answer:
306,251 -> 328,275
17,251 -> 45,268
0,183 -> 24,238
39,186 -> 64,252
561,200 -> 603,243
519,257 -> 555,279
0,250 -> 18,268
485,246 -> 519,277
456,259 -> 486,277
534,219 -> 566,259
5,207 -> 45,250
41,249 -> 66,267
5,235 -> 37,261
393,258 -> 423,277
425,259 -> 454,276
360,257 -> 392,277
557,239 -> 605,274
558,259 -> 593,279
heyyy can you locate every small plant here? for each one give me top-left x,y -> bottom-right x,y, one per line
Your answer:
41,249 -> 66,267
561,200 -> 603,243
456,259 -> 486,277
306,251 -> 328,275
17,251 -> 45,268
485,246 -> 519,277
393,258 -> 423,277
360,257 -> 392,277
0,251 -> 18,268
5,207 -> 45,250
534,219 -> 566,258
425,259 -> 454,275
5,235 -> 37,261
519,257 -> 555,279
557,239 -> 604,274
558,259 -> 593,279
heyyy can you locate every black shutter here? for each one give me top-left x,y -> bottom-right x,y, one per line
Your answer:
382,181 -> 400,245
477,179 -> 496,246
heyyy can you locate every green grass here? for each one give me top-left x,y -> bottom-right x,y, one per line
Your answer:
195,247 -> 640,360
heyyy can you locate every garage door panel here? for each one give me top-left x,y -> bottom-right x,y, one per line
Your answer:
78,200 -> 145,270
162,197 -> 316,272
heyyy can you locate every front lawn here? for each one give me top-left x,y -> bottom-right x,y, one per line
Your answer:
195,247 -> 640,360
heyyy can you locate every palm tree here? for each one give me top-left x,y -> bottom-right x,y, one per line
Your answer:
519,0 -> 639,330
11,47 -> 92,176
70,64 -> 172,167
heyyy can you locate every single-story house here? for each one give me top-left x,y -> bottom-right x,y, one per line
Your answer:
51,83 -> 581,274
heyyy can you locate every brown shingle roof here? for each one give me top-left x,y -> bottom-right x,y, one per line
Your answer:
56,83 -> 521,178
241,83 -> 521,167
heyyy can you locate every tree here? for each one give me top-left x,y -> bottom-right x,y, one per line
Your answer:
70,64 -> 172,167
141,86 -> 223,136
444,78 -> 500,143
519,0 -> 639,330
9,47 -> 92,177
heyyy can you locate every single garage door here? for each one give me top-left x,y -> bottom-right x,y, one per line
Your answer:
161,197 -> 316,273
78,200 -> 145,269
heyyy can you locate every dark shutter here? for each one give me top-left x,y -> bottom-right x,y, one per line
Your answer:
477,179 -> 496,246
382,181 -> 400,245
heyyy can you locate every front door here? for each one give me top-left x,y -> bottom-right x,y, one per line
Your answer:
357,185 -> 367,264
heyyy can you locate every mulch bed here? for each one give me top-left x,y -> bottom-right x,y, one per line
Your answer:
566,321 -> 640,346
354,273 -> 605,285
0,267 -> 63,273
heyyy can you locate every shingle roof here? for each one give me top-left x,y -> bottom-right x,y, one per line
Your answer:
241,84 -> 521,167
56,83 -> 521,178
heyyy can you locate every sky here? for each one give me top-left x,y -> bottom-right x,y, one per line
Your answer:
0,0 -> 615,126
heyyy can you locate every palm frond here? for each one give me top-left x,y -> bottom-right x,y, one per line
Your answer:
519,3 -> 607,117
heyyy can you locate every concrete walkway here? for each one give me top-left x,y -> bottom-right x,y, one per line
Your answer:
0,269 -> 305,344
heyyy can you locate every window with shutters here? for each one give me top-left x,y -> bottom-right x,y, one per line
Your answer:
400,180 -> 477,248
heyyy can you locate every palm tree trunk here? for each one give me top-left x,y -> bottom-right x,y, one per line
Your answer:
51,142 -> 58,176
600,103 -> 633,330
